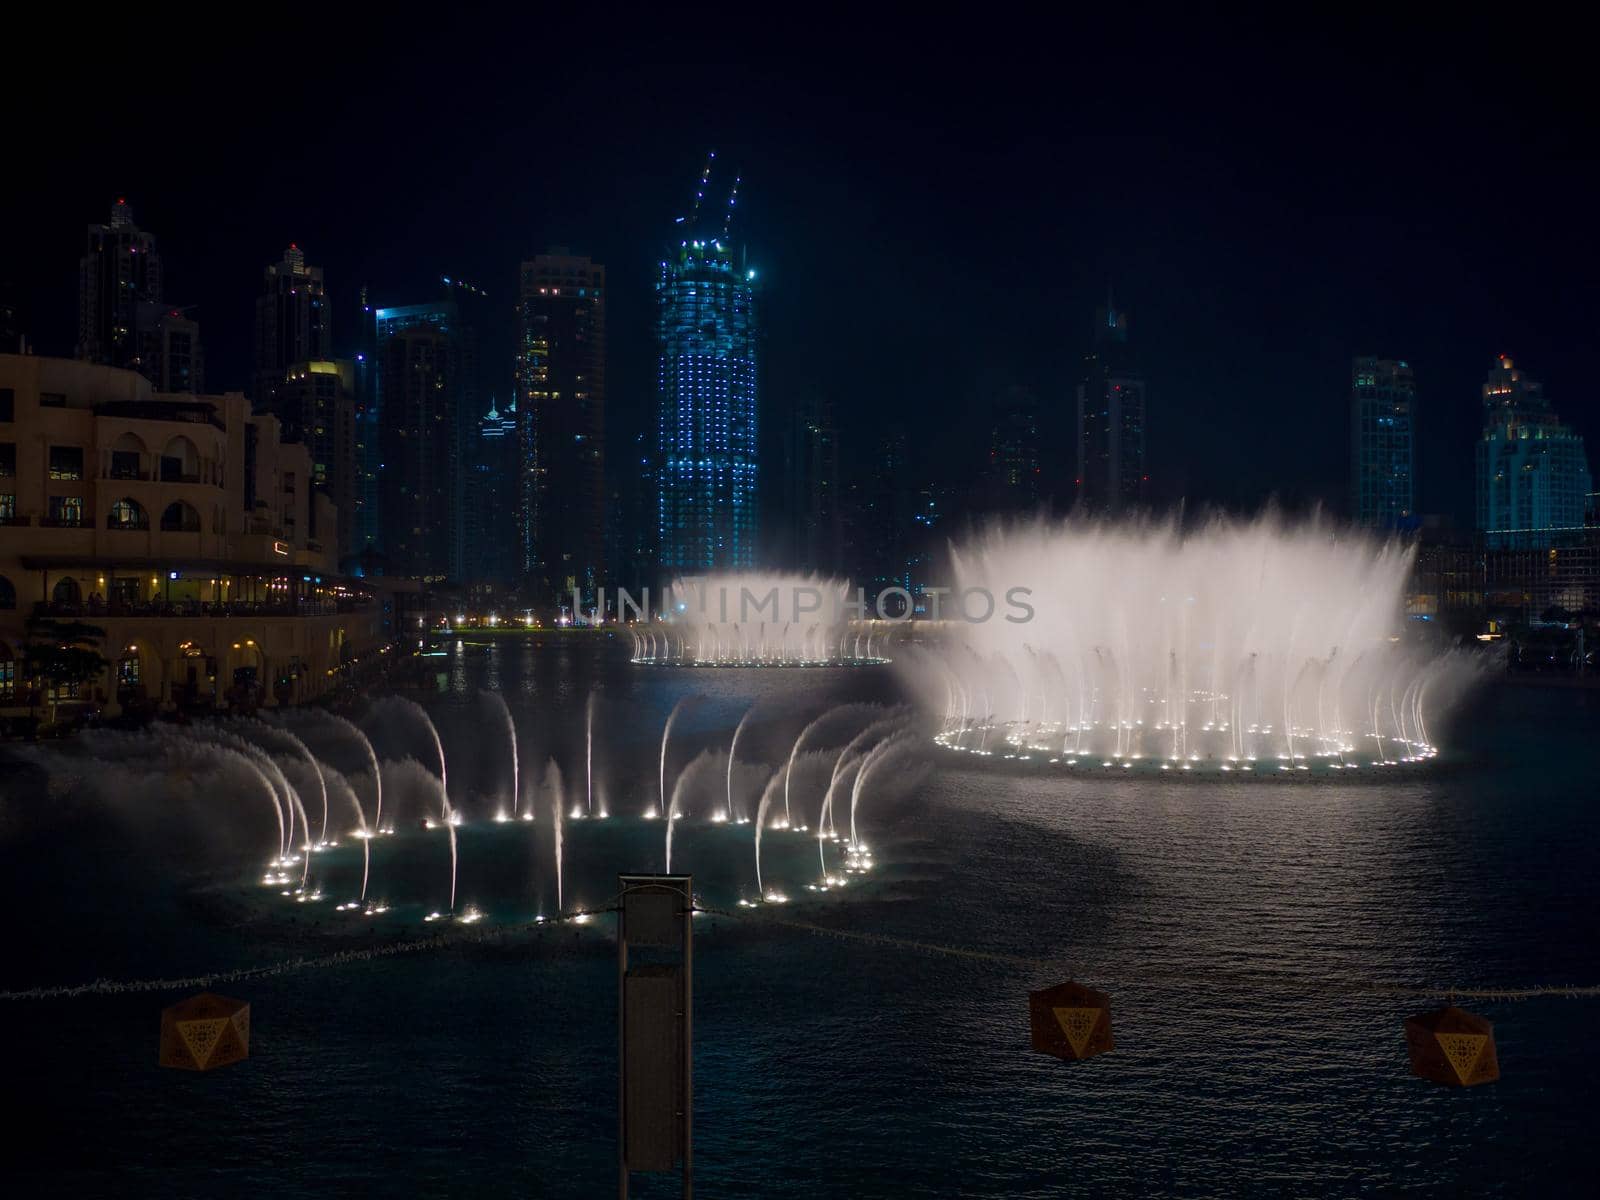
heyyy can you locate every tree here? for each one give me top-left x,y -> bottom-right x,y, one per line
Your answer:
22,616 -> 109,727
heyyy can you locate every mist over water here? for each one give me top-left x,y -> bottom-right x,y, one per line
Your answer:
632,572 -> 886,664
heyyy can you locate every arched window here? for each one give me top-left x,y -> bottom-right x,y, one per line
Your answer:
160,500 -> 201,532
109,432 -> 149,481
160,435 -> 201,482
52,576 -> 81,605
107,497 -> 149,530
0,574 -> 15,610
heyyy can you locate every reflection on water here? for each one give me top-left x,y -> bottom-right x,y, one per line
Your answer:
1,637 -> 1595,1196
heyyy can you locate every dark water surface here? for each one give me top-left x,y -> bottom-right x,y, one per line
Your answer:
2,636 -> 1596,1196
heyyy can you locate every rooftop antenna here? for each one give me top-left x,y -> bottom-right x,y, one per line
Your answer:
686,151 -> 716,229
720,175 -> 742,239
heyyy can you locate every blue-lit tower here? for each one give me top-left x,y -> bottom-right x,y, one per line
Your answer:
656,157 -> 759,571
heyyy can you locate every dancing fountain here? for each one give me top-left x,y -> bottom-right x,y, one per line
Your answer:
19,689 -> 922,927
629,572 -> 892,666
910,514 -> 1482,776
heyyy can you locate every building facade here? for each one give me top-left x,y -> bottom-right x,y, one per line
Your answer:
1350,356 -> 1416,527
517,253 -> 606,602
1075,301 -> 1146,513
1476,355 -> 1592,549
656,229 -> 759,572
1,354 -> 383,718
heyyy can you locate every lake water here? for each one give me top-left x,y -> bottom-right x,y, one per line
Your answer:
2,635 -> 1595,1196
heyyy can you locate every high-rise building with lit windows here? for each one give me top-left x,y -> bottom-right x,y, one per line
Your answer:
1350,356 -> 1416,528
1476,354 -> 1592,549
656,159 -> 759,572
517,252 -> 605,602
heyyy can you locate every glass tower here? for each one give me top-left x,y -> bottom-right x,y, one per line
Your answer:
1350,357 -> 1416,528
656,168 -> 759,572
1477,355 -> 1592,549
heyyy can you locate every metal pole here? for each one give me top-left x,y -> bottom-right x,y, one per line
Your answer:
618,895 -> 628,1200
682,883 -> 693,1200
618,874 -> 692,1199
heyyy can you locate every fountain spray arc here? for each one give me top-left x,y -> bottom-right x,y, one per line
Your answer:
658,695 -> 698,820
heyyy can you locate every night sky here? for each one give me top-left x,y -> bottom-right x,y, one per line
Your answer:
6,14 -> 1596,529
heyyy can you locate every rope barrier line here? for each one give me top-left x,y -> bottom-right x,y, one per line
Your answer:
2,901 -> 1595,1003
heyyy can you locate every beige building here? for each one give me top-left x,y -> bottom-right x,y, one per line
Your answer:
1,353 -> 388,718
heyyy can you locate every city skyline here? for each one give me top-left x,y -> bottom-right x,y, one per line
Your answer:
7,16 -> 1596,536
18,190 -> 1599,597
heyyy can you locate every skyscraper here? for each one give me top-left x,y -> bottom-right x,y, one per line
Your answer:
276,359 -> 358,562
988,385 -> 1041,511
1476,354 -> 1592,548
134,303 -> 204,393
253,244 -> 331,411
782,393 -> 841,575
517,252 -> 606,602
1350,357 -> 1416,528
467,399 -> 520,584
656,159 -> 759,572
77,199 -> 161,370
1075,300 -> 1147,512
373,301 -> 471,579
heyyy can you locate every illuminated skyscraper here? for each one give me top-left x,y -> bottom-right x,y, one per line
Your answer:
656,158 -> 759,571
517,252 -> 606,602
1476,354 -> 1592,548
1075,299 -> 1146,512
1350,356 -> 1416,528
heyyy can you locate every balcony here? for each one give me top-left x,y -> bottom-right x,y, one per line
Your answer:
92,400 -> 225,431
40,515 -> 89,529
